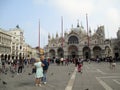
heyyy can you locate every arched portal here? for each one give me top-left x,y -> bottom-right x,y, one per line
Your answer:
8,55 -> 10,60
19,53 -> 22,59
49,49 -> 55,59
93,46 -> 102,58
57,48 -> 64,58
12,56 -> 14,59
105,46 -> 111,57
83,46 -> 91,59
68,45 -> 78,59
16,56 -> 18,59
1,54 -> 4,60
5,54 -> 7,61
114,46 -> 119,59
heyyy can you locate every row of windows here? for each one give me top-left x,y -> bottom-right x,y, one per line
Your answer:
0,47 -> 11,53
0,36 -> 11,45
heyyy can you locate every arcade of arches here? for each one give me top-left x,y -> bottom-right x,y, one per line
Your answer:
0,53 -> 26,61
48,45 -> 104,59
0,54 -> 11,61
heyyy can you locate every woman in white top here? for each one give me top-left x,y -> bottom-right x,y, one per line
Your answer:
34,58 -> 44,86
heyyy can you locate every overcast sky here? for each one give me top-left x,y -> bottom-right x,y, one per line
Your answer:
0,0 -> 120,48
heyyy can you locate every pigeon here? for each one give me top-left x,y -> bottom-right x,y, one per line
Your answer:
2,81 -> 7,85
68,72 -> 71,75
11,75 -> 14,78
28,73 -> 32,75
5,68 -> 8,72
4,72 -> 7,75
51,73 -> 53,75
10,70 -> 15,74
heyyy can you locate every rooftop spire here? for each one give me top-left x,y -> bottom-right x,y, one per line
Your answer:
77,19 -> 79,27
56,32 -> 58,37
71,24 -> 73,28
48,33 -> 50,39
81,21 -> 84,29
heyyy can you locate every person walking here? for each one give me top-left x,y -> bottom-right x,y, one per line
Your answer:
60,57 -> 64,65
41,56 -> 49,84
108,56 -> 113,69
1,59 -> 5,73
77,58 -> 84,73
34,58 -> 44,86
17,58 -> 23,75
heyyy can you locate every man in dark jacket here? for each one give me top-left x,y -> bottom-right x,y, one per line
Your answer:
41,56 -> 49,84
17,58 -> 23,75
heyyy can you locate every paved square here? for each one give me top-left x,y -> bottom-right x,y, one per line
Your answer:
0,62 -> 120,90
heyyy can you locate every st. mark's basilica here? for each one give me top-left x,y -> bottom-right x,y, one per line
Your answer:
44,22 -> 120,60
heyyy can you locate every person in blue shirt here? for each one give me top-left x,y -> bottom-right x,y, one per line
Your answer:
41,56 -> 49,84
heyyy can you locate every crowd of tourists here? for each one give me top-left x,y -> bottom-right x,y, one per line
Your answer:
0,57 -> 26,74
0,56 -> 49,87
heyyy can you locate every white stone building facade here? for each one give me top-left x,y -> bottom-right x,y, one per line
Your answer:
44,24 -> 120,60
8,25 -> 25,59
0,25 -> 39,60
0,28 -> 12,60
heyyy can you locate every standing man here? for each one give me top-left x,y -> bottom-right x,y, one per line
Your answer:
17,58 -> 23,75
41,55 -> 49,84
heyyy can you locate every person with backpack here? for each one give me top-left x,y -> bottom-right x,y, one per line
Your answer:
41,56 -> 49,84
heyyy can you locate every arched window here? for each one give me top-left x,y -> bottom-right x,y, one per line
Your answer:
68,36 -> 79,44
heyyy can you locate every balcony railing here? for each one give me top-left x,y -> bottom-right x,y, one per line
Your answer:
68,41 -> 79,44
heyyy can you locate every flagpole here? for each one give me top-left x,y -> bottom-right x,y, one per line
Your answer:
86,14 -> 89,46
38,19 -> 40,53
61,16 -> 63,48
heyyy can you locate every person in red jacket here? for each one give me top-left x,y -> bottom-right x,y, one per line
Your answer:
77,58 -> 83,73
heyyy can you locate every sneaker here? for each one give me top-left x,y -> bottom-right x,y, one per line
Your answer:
38,84 -> 41,86
35,84 -> 38,86
44,82 -> 46,84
